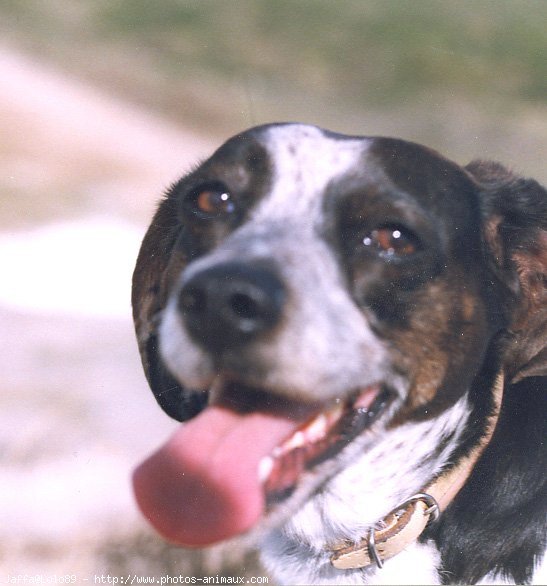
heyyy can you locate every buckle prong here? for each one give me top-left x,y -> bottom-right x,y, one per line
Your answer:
364,493 -> 439,571
404,492 -> 440,523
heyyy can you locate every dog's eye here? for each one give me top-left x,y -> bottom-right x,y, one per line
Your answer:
185,184 -> 236,218
362,226 -> 419,257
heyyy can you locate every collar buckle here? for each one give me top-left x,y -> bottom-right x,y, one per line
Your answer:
365,493 -> 440,569
402,492 -> 440,522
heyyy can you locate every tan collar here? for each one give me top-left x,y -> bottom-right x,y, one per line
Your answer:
330,372 -> 505,571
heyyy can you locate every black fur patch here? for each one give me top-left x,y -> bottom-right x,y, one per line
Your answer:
427,376 -> 547,584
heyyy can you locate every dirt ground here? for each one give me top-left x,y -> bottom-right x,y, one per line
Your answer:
0,47 -> 261,580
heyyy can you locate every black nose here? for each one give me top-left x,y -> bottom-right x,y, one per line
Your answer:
178,262 -> 286,352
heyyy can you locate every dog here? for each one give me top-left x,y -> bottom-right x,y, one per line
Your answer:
131,123 -> 546,585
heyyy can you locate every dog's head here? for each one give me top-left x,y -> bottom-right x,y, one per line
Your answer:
132,124 -> 546,551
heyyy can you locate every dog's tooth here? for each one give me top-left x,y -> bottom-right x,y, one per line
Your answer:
282,430 -> 306,452
267,401 -> 347,480
258,455 -> 274,482
302,413 -> 328,442
325,402 -> 344,426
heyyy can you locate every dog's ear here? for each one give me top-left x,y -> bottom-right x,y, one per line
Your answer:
466,161 -> 547,383
132,195 -> 207,421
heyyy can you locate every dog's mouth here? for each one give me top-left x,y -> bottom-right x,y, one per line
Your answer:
261,384 -> 391,506
133,380 -> 392,548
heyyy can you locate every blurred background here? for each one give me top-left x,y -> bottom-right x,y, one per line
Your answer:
1,0 -> 545,580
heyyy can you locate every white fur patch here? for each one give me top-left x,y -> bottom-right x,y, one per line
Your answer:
159,304 -> 215,389
255,124 -> 369,223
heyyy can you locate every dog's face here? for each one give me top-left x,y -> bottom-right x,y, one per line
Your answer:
132,124 -> 546,560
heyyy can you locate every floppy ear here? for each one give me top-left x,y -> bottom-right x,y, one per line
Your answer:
466,161 -> 547,383
132,195 -> 207,421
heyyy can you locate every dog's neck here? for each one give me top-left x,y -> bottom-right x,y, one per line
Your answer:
261,372 -> 506,584
330,371 -> 505,571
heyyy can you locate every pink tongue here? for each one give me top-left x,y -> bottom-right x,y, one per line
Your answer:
133,405 -> 302,546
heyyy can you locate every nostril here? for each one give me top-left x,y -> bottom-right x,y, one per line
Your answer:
229,292 -> 261,321
179,287 -> 207,314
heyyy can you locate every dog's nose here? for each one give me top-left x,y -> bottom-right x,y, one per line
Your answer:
178,262 -> 286,351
